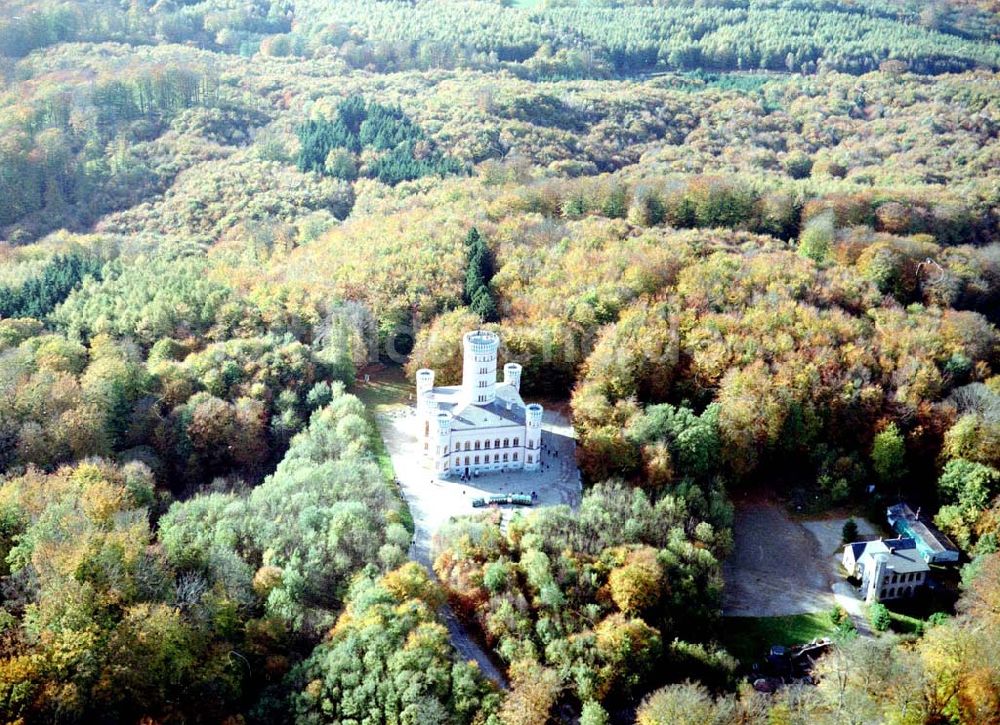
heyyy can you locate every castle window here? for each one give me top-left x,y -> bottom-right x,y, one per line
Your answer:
475,456 -> 480,464
484,440 -> 491,449
494,454 -> 499,463
455,457 -> 460,465
464,441 -> 470,451
527,455 -> 533,464
495,439 -> 500,448
513,453 -> 518,462
503,453 -> 509,462
503,438 -> 509,447
475,441 -> 481,450
528,441 -> 534,449
465,456 -> 470,465
513,438 -> 519,447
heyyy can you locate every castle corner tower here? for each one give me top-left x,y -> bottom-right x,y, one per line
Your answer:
503,362 -> 522,393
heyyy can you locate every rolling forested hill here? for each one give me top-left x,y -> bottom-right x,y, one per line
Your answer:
0,1 -> 999,723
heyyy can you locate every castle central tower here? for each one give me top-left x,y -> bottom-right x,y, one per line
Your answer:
462,330 -> 499,406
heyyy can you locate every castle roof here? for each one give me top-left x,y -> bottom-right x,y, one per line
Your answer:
847,537 -> 915,561
426,382 -> 527,430
857,538 -> 928,575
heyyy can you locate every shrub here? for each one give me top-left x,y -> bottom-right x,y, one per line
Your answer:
580,701 -> 610,725
927,612 -> 949,627
798,210 -> 834,263
842,519 -> 859,543
783,151 -> 813,180
869,602 -> 891,632
837,615 -> 858,638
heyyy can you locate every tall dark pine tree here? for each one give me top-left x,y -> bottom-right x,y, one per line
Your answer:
463,228 -> 497,321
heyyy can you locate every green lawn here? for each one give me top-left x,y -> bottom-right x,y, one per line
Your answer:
880,595 -> 951,635
888,610 -> 925,635
720,612 -> 837,664
352,365 -> 411,412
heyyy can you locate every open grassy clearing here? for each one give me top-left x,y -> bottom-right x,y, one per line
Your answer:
721,612 -> 838,664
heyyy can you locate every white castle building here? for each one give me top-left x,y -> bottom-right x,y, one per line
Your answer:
416,330 -> 542,477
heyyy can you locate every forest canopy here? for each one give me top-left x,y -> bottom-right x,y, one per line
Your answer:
0,0 -> 999,722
